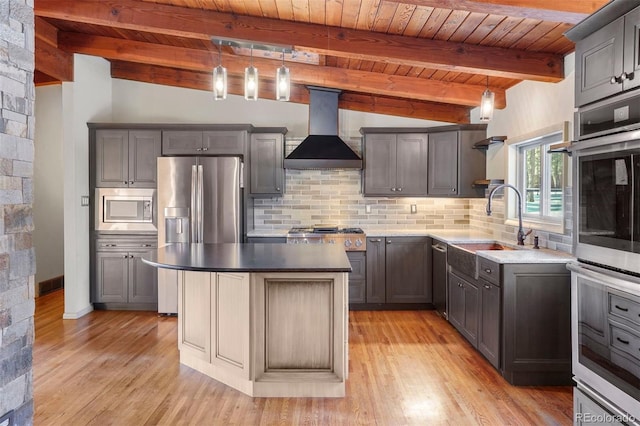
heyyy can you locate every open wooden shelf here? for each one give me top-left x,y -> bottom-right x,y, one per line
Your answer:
473,136 -> 507,150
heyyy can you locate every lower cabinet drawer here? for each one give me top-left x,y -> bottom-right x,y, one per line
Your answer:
609,290 -> 640,328
478,257 -> 500,286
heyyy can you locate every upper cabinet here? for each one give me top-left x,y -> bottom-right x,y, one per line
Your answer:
572,4 -> 640,106
361,125 -> 487,198
249,131 -> 285,197
162,130 -> 246,155
95,129 -> 161,188
363,132 -> 428,196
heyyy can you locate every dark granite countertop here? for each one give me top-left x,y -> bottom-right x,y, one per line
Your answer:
142,243 -> 352,272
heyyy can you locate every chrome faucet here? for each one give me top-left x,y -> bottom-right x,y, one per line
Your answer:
486,183 -> 528,246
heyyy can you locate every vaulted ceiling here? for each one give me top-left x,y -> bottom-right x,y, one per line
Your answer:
33,0 -> 608,123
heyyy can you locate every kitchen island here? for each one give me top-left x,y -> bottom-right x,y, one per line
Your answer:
142,243 -> 351,397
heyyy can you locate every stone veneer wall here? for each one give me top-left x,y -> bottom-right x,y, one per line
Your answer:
0,1 -> 36,424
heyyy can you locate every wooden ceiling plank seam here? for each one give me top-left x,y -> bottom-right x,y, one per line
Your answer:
291,0 -> 310,23
59,32 -> 506,108
342,0 -> 363,30
371,61 -> 387,73
255,0 -> 279,18
379,0 -> 603,24
433,10 -> 470,41
400,5 -> 434,37
274,0 -> 295,21
308,0 -> 327,25
355,0 -> 382,31
325,0 -> 344,27
370,1 -> 397,33
478,16 -> 524,47
386,4 -> 417,36
34,0 -> 564,81
510,21 -> 559,51
417,7 -> 452,39
491,18 -> 543,49
446,12 -> 487,43
524,23 -> 572,52
461,14 -> 506,44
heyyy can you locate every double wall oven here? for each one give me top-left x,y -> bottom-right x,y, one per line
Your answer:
572,91 -> 640,421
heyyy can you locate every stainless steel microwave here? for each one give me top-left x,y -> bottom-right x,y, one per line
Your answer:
96,188 -> 156,232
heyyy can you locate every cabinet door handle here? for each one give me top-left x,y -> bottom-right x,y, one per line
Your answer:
276,187 -> 281,191
617,337 -> 630,345
484,268 -> 492,274
615,305 -> 629,312
370,238 -> 382,243
387,240 -> 391,244
397,187 -> 402,192
105,244 -> 117,247
484,284 -> 491,289
610,75 -> 619,84
451,188 -> 456,192
123,254 -> 128,258
203,147 -> 208,151
123,181 -> 128,184
141,244 -> 153,247
391,187 -> 397,191
620,72 -> 629,82
129,181 -> 134,184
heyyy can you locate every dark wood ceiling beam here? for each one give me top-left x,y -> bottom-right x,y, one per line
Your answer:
382,0 -> 606,24
35,0 -> 563,82
110,61 -> 471,124
35,17 -> 73,83
59,32 -> 506,109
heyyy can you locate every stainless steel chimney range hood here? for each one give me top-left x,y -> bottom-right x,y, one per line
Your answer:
284,87 -> 362,169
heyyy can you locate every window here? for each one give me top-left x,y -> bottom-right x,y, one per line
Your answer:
515,130 -> 567,224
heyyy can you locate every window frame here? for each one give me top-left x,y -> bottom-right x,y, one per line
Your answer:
505,122 -> 570,235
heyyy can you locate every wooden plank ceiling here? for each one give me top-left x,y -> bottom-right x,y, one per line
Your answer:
33,0 -> 608,124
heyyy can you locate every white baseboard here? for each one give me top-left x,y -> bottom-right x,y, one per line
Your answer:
63,304 -> 93,319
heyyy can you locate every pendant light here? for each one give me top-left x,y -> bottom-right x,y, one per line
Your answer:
244,45 -> 259,101
479,76 -> 494,122
212,41 -> 227,100
276,49 -> 290,101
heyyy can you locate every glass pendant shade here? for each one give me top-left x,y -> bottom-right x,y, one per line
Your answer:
213,65 -> 227,100
244,65 -> 259,100
276,65 -> 290,101
479,88 -> 495,122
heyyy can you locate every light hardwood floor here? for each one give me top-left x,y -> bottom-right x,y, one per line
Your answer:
33,290 -> 573,425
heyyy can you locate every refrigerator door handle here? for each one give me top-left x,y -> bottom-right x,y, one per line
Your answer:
190,165 -> 197,243
240,162 -> 245,189
197,164 -> 204,243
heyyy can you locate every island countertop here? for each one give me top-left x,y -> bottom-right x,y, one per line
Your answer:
142,243 -> 352,272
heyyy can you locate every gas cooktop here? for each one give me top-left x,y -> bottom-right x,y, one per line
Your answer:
288,226 -> 364,235
287,226 -> 366,251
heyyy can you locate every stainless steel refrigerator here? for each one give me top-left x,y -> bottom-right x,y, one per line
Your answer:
157,156 -> 243,314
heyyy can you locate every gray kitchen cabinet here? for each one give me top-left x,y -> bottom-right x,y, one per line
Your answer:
362,132 -> 428,196
448,270 -> 479,347
365,237 -> 386,304
365,236 -> 431,306
250,132 -> 284,196
573,6 -> 640,106
501,262 -> 571,385
361,125 -> 487,198
427,131 -> 458,195
431,239 -> 447,318
385,237 -> 431,303
95,129 -> 161,188
428,128 -> 487,197
446,244 -> 571,383
162,130 -> 246,155
347,251 -> 366,304
478,278 -> 500,370
93,237 -> 158,310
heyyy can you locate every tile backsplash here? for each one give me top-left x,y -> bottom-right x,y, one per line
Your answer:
253,169 -> 471,230
252,137 -> 573,253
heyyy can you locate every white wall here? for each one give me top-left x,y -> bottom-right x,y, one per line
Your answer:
62,54 -> 113,319
472,53 -> 576,179
111,79 -> 447,137
33,85 -> 65,287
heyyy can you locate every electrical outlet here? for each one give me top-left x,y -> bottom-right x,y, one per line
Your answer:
81,195 -> 90,206
411,204 -> 417,214
365,205 -> 371,214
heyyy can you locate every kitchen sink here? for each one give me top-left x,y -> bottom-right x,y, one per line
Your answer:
451,242 -> 515,253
